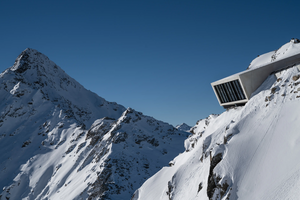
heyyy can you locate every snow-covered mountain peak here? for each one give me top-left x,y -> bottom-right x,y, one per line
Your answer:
0,48 -> 126,128
175,123 -> 192,132
8,48 -> 63,82
4,48 -> 79,91
10,48 -> 49,73
0,49 -> 190,199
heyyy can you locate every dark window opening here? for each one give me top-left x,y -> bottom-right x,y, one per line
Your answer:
214,80 -> 246,104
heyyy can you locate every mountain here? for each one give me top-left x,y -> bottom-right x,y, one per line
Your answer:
175,123 -> 192,132
0,48 -> 188,199
133,43 -> 300,200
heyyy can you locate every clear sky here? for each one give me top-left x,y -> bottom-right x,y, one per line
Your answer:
1,0 -> 300,126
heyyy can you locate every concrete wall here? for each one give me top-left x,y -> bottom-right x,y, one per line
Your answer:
239,65 -> 274,98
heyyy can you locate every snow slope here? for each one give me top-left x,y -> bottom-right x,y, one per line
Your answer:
248,38 -> 300,70
0,49 -> 189,199
134,51 -> 300,199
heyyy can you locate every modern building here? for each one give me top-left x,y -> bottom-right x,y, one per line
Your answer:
211,53 -> 300,108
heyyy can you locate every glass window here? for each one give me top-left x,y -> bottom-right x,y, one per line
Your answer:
214,79 -> 246,103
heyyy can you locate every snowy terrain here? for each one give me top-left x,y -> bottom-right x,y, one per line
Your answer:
0,49 -> 189,199
133,41 -> 300,200
2,40 -> 300,200
248,38 -> 300,70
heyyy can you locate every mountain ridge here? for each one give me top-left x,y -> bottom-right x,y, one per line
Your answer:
0,48 -> 126,128
0,49 -> 188,199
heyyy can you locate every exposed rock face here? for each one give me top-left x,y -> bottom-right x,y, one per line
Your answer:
83,108 -> 188,199
207,153 -> 223,199
0,49 -> 188,200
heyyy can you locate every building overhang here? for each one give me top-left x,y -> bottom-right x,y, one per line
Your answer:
211,52 -> 300,108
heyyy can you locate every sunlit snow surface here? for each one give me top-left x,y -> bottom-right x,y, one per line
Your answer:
134,65 -> 300,200
248,39 -> 300,70
0,49 -> 189,199
3,42 -> 300,199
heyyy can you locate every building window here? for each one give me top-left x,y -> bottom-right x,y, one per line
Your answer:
214,80 -> 246,103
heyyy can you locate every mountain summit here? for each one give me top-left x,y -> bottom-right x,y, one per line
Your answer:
10,48 -> 54,74
1,48 -> 125,127
0,49 -> 188,199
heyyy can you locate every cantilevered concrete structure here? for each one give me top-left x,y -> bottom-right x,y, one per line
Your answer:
211,53 -> 300,108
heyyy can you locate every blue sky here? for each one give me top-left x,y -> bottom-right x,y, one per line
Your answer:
1,0 -> 300,126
